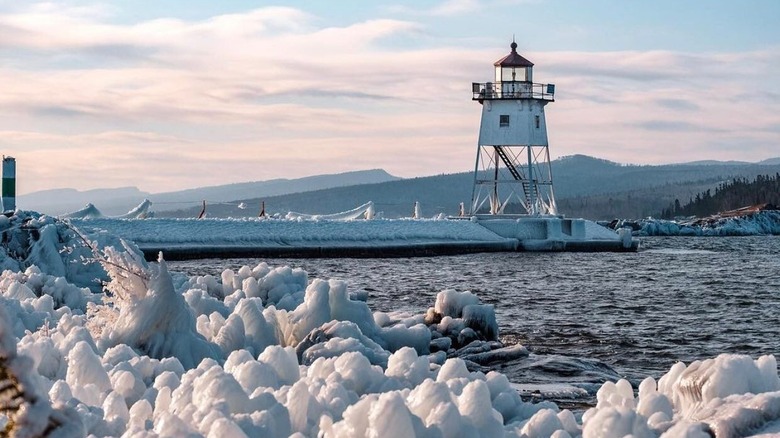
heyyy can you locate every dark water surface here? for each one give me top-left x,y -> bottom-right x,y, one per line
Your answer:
169,236 -> 780,403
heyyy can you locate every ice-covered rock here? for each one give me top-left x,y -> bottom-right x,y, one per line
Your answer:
623,209 -> 780,236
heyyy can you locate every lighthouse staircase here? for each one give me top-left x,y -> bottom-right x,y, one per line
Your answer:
494,146 -> 521,180
521,182 -> 537,210
493,146 -> 536,212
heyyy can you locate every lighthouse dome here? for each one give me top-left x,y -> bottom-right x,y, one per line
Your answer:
494,42 -> 533,83
494,42 -> 534,68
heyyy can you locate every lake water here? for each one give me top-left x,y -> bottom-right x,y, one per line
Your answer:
169,236 -> 780,407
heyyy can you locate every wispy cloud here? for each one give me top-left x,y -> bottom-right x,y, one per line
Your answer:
429,0 -> 482,16
635,120 -> 725,133
387,0 -> 540,17
655,98 -> 700,111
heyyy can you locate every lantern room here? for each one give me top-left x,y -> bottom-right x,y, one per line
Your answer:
472,41 -> 553,101
494,41 -> 533,83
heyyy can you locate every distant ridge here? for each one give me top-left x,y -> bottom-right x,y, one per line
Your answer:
556,154 -> 620,166
149,169 -> 399,208
157,173 -> 474,219
674,157 -> 780,166
159,155 -> 780,220
679,160 -> 751,166
20,169 -> 399,216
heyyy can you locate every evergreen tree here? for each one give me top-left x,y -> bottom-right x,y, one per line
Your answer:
659,174 -> 780,218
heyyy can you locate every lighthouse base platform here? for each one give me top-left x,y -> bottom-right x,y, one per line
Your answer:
470,215 -> 639,252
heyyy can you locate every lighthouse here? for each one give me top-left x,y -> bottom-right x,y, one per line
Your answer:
470,41 -> 557,216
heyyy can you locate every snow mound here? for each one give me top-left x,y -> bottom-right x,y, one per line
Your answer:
571,354 -> 780,437
0,305 -> 85,437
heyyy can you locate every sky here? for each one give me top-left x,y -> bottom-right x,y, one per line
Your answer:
1,0 -> 778,194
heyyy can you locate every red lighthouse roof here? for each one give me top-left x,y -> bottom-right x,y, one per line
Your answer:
493,42 -> 534,67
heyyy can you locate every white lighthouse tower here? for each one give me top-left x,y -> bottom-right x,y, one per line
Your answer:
470,41 -> 557,216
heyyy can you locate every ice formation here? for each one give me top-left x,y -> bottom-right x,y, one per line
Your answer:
286,201 -> 375,221
59,203 -> 104,220
614,210 -> 780,236
3,209 -> 780,437
60,200 -> 153,220
0,211 -> 119,291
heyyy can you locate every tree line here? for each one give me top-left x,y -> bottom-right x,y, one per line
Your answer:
659,173 -> 780,219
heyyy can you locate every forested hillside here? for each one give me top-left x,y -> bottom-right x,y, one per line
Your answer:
556,178 -> 721,220
159,155 -> 780,220
659,174 -> 780,218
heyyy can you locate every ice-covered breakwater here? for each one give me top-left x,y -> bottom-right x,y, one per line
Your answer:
611,209 -> 780,237
5,210 -> 780,436
70,215 -> 635,260
70,217 -> 518,259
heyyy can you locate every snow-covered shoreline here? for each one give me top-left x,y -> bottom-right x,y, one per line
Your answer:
3,210 -> 780,436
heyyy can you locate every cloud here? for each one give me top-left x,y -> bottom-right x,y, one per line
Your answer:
634,120 -> 722,132
388,0 -> 540,17
655,98 -> 700,111
429,0 -> 482,16
0,3 -> 778,193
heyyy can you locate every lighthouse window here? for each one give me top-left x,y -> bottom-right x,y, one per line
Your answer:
499,115 -> 510,127
535,115 -> 540,128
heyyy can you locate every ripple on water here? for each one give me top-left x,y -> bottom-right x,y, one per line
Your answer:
169,235 -> 780,407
